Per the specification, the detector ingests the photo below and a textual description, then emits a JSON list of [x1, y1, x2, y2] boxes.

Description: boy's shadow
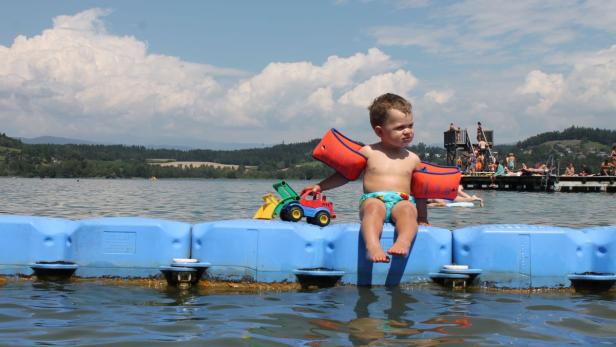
[[356, 228, 416, 286]]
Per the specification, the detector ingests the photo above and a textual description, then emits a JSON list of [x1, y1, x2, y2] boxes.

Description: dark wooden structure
[[444, 128, 494, 166]]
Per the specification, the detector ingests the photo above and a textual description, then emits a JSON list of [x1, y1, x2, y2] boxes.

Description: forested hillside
[[1, 126, 613, 179], [1, 133, 446, 179], [491, 126, 615, 173]]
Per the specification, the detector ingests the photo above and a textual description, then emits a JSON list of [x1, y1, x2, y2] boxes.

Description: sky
[[1, 0, 615, 148]]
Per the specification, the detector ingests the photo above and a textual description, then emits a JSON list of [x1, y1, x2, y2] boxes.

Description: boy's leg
[[388, 201, 418, 257], [457, 185, 472, 199], [359, 198, 389, 263]]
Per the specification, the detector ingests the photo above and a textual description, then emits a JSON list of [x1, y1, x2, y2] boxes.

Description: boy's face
[[375, 108, 414, 148]]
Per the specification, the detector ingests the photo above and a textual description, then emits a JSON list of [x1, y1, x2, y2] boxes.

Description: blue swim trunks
[[359, 191, 415, 223]]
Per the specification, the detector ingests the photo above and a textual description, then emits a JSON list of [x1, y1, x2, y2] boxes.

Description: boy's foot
[[387, 239, 411, 258], [366, 246, 390, 263], [472, 195, 484, 207]]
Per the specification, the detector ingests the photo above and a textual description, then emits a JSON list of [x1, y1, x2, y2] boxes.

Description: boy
[[305, 93, 425, 263]]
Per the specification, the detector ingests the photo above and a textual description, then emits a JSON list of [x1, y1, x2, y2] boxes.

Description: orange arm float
[[411, 162, 461, 200], [312, 129, 367, 181]]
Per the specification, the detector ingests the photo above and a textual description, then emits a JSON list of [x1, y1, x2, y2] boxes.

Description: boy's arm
[[306, 145, 370, 192], [305, 171, 349, 192], [318, 171, 349, 191]]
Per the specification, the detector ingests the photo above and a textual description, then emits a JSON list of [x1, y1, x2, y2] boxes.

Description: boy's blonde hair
[[368, 93, 412, 129]]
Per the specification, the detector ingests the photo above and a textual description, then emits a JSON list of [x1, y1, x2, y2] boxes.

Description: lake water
[[1, 177, 615, 346]]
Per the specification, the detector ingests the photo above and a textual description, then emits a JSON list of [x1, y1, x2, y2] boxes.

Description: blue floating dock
[[69, 217, 191, 277], [582, 225, 616, 274], [192, 219, 327, 283], [322, 224, 451, 286], [0, 215, 77, 275], [453, 224, 592, 288], [192, 220, 451, 286], [0, 214, 614, 290]]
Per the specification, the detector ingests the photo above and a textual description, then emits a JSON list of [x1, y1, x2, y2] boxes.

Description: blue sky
[[1, 0, 615, 148]]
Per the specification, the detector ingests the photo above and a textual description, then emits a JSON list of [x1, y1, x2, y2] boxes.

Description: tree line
[[2, 126, 613, 179], [1, 132, 446, 179]]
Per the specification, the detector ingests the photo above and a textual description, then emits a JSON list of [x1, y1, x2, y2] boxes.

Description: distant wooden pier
[[554, 176, 616, 193], [461, 175, 616, 193]]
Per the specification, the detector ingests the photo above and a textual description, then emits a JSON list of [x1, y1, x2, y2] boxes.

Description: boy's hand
[[302, 184, 321, 193]]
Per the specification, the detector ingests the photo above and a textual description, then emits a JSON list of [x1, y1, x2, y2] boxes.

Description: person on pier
[[564, 163, 576, 176], [506, 153, 516, 171]]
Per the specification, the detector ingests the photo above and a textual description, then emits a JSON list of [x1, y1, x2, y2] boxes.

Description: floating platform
[[462, 175, 616, 192], [0, 215, 614, 290], [555, 175, 616, 192]]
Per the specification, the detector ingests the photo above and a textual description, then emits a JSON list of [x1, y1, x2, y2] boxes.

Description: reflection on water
[[1, 178, 615, 345], [1, 282, 614, 346], [0, 177, 614, 228]]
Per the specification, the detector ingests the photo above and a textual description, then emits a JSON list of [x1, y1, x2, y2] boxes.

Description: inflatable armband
[[412, 162, 461, 200], [312, 129, 367, 181]]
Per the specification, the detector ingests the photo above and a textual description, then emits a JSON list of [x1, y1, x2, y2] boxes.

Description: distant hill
[[19, 135, 269, 150], [21, 136, 97, 145], [145, 142, 269, 151], [0, 132, 22, 148]]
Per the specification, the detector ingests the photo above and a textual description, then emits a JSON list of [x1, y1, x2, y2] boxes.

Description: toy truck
[[267, 181, 336, 227]]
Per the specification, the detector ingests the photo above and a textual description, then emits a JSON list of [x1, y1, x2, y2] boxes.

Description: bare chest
[[365, 153, 414, 177]]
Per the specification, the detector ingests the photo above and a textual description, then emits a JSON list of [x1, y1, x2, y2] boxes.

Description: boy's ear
[[374, 125, 383, 137]]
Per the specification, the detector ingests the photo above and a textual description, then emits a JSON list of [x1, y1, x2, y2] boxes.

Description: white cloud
[[566, 45, 616, 110], [517, 70, 564, 113], [576, 0, 616, 34], [518, 44, 616, 115], [0, 8, 240, 139], [391, 0, 432, 9], [0, 9, 419, 145], [424, 89, 454, 104], [371, 0, 616, 59], [307, 87, 334, 111], [53, 7, 111, 33], [338, 69, 418, 108], [218, 48, 400, 125], [370, 25, 456, 53]]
